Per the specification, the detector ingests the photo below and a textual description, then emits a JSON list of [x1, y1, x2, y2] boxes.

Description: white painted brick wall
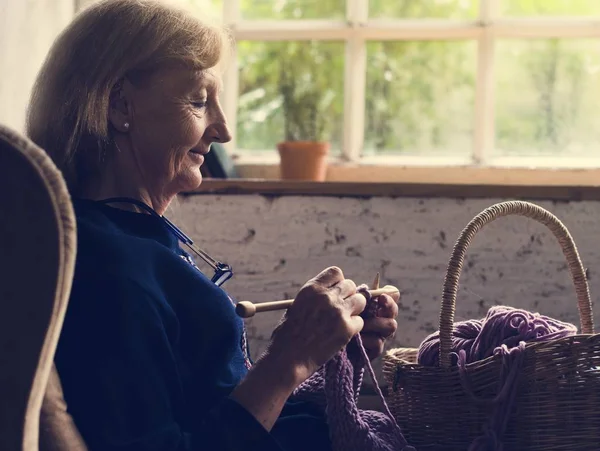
[[173, 195, 600, 385]]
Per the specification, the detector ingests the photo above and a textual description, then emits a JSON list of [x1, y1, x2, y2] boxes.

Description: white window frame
[[221, 0, 600, 172]]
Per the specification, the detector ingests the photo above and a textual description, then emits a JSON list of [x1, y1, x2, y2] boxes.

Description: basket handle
[[439, 201, 593, 368]]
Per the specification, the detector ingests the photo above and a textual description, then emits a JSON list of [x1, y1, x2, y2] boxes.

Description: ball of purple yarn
[[417, 305, 578, 366]]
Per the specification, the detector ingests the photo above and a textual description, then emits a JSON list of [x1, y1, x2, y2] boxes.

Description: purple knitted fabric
[[292, 285, 415, 451], [417, 305, 578, 451]]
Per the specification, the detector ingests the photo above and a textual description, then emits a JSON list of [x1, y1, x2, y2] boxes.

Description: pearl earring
[[123, 122, 130, 129]]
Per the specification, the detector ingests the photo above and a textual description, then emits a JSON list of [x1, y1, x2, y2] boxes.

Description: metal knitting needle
[[235, 285, 399, 318]]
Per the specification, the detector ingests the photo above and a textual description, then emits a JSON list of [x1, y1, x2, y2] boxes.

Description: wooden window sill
[[185, 179, 600, 201]]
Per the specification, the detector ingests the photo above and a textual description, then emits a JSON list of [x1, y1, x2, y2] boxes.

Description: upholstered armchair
[[0, 125, 87, 451]]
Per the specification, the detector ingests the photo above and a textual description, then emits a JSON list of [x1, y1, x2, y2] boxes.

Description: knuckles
[[326, 266, 344, 279], [299, 281, 327, 299], [344, 278, 357, 294]]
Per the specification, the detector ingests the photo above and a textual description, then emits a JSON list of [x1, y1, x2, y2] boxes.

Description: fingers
[[362, 317, 397, 338], [386, 287, 401, 304], [320, 270, 364, 315], [361, 333, 385, 360], [331, 278, 357, 299], [348, 315, 365, 336], [375, 294, 399, 319], [345, 292, 367, 316], [311, 266, 344, 287], [309, 269, 397, 325]]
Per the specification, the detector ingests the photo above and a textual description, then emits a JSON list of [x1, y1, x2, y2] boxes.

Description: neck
[[80, 173, 173, 216], [79, 140, 174, 215]]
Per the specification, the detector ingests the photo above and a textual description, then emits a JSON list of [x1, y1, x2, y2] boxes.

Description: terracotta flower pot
[[276, 141, 329, 181]]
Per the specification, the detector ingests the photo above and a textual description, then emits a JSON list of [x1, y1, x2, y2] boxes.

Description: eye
[[192, 101, 207, 109]]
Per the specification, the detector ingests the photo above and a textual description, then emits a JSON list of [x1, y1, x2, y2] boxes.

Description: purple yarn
[[418, 305, 577, 366], [324, 334, 414, 451], [292, 284, 415, 451], [417, 305, 578, 450]]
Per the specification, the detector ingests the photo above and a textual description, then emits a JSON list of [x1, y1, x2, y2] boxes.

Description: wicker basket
[[382, 201, 600, 451]]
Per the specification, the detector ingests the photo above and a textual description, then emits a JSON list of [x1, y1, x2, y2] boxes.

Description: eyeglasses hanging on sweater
[[96, 197, 233, 287]]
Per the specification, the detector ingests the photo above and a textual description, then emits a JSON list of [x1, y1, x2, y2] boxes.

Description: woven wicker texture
[[0, 124, 77, 451], [383, 201, 600, 450]]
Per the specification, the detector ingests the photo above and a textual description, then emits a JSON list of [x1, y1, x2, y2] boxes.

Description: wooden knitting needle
[[372, 272, 380, 290], [235, 285, 399, 318]]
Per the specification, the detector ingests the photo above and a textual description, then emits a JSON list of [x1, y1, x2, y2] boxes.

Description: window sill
[[228, 160, 600, 186], [188, 178, 600, 201], [187, 158, 600, 199]]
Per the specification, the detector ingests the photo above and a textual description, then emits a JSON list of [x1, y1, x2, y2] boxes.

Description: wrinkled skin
[[81, 64, 399, 431], [87, 63, 399, 358], [85, 64, 231, 214]]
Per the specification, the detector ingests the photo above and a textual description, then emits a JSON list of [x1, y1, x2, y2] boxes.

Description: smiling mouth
[[188, 151, 206, 165]]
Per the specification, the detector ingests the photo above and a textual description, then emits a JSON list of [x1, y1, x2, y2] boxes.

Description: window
[[194, 1, 600, 171]]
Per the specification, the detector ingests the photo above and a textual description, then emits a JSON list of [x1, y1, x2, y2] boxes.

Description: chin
[[174, 169, 203, 194]]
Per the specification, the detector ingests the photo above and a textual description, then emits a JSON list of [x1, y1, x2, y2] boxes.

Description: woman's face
[[110, 64, 231, 201]]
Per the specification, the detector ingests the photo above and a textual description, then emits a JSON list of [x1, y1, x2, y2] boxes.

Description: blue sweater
[[55, 200, 331, 451]]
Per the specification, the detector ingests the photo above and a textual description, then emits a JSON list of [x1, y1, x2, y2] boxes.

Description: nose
[[204, 121, 232, 144]]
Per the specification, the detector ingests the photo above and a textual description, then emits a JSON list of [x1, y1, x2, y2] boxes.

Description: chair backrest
[[0, 125, 78, 451]]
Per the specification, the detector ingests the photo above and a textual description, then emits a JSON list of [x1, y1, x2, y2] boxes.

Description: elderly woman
[[26, 1, 399, 450]]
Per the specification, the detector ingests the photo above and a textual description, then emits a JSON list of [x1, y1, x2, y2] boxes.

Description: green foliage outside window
[[197, 0, 600, 157]]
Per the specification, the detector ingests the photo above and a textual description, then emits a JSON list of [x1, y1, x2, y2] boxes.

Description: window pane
[[364, 41, 476, 157], [369, 0, 477, 19], [240, 0, 345, 20], [495, 39, 600, 157], [237, 41, 344, 153], [500, 0, 600, 16]]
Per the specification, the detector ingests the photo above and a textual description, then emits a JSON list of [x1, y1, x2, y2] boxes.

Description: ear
[[108, 79, 132, 133]]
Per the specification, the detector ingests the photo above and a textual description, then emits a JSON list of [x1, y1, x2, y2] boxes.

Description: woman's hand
[[266, 266, 367, 383], [360, 291, 399, 361], [231, 267, 366, 431]]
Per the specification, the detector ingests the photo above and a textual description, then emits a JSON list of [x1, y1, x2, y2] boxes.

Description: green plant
[[235, 0, 598, 156], [278, 42, 336, 142]]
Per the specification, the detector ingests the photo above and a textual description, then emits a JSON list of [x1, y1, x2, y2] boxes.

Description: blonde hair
[[26, 0, 231, 194]]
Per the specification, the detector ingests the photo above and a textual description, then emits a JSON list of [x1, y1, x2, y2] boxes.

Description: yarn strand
[[356, 333, 409, 445], [292, 284, 415, 451], [418, 305, 578, 450]]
